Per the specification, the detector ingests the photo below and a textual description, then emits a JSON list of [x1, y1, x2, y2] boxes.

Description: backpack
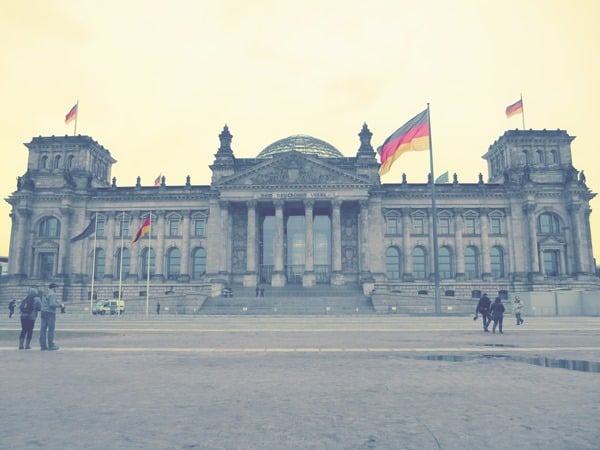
[[20, 295, 35, 314]]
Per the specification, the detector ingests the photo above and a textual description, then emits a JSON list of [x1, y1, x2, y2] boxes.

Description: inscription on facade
[[257, 192, 335, 199]]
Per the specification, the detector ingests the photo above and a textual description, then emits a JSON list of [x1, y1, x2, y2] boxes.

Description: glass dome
[[257, 135, 343, 158]]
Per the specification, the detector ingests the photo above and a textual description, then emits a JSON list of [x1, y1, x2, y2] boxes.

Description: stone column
[[402, 208, 412, 281], [180, 211, 191, 281], [359, 200, 371, 278], [331, 199, 343, 285], [219, 201, 230, 275], [154, 211, 165, 281], [244, 200, 258, 287], [480, 208, 492, 280], [525, 204, 541, 278], [568, 203, 584, 274], [99, 214, 115, 280], [302, 199, 316, 287], [10, 209, 30, 277], [129, 215, 140, 280], [428, 209, 435, 281], [454, 209, 464, 280], [59, 205, 72, 277], [272, 200, 286, 287]]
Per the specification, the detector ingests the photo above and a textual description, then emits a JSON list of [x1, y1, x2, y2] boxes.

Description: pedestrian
[[8, 298, 16, 318], [260, 288, 264, 298], [490, 297, 505, 334], [60, 303, 66, 314], [474, 293, 492, 332], [513, 296, 524, 325], [39, 283, 65, 351], [156, 302, 161, 315], [19, 288, 42, 349], [255, 287, 259, 297]]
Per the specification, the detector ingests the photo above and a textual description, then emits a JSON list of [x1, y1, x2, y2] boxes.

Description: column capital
[[246, 200, 257, 209], [359, 199, 369, 209], [402, 207, 412, 216], [219, 200, 229, 210], [332, 199, 342, 209], [523, 203, 537, 215], [303, 199, 314, 209], [274, 199, 285, 209], [479, 207, 490, 216], [567, 203, 582, 214]]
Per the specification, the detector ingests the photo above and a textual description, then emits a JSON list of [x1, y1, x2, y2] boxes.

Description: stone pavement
[[1, 315, 599, 450]]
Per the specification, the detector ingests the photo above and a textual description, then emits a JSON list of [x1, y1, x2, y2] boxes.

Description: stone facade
[[3, 126, 599, 307]]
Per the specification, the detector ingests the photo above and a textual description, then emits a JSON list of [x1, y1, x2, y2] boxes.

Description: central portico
[[211, 131, 378, 288]]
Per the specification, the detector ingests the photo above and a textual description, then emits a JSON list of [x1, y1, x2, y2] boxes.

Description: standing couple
[[18, 282, 65, 351]]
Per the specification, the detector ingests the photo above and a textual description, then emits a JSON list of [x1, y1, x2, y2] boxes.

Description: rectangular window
[[438, 218, 450, 235], [412, 218, 424, 234], [195, 218, 206, 237], [119, 218, 130, 238], [543, 250, 560, 277], [464, 218, 476, 234], [96, 219, 105, 238], [386, 217, 398, 235], [490, 217, 501, 234], [169, 219, 179, 237]]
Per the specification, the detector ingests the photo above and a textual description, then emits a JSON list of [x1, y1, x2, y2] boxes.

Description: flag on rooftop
[[435, 171, 449, 183], [505, 99, 523, 118], [154, 174, 161, 186], [377, 109, 430, 176], [65, 103, 78, 124]]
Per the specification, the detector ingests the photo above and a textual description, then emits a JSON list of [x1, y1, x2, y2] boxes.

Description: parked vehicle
[[92, 299, 125, 315]]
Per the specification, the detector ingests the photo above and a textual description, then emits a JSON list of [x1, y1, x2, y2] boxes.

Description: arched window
[[67, 155, 75, 169], [548, 150, 557, 164], [141, 247, 156, 278], [39, 217, 60, 237], [167, 248, 181, 280], [192, 248, 207, 280], [464, 246, 479, 279], [54, 155, 61, 169], [40, 155, 48, 169], [538, 213, 560, 234], [535, 149, 544, 165], [490, 246, 505, 278], [438, 246, 453, 279], [94, 248, 105, 280], [412, 246, 427, 279], [116, 247, 130, 278], [385, 247, 401, 280]]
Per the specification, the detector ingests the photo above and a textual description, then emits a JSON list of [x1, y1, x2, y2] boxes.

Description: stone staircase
[[199, 284, 375, 315]]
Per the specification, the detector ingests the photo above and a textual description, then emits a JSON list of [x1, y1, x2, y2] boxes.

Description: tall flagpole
[[118, 212, 125, 310], [520, 94, 525, 130], [89, 213, 98, 315], [145, 213, 152, 316], [427, 104, 442, 315]]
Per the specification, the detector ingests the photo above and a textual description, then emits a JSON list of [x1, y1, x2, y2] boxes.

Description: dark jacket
[[490, 299, 505, 319], [476, 295, 491, 314]]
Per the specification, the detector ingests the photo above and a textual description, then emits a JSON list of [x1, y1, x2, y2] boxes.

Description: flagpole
[[73, 100, 79, 136], [427, 104, 442, 315], [520, 94, 525, 130], [145, 213, 152, 316], [118, 212, 125, 310], [89, 213, 98, 315]]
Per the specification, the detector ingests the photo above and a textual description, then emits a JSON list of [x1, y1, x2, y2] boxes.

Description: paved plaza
[[1, 314, 599, 450]]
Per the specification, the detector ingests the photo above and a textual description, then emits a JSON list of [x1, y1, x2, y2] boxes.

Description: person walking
[[156, 302, 161, 315], [513, 296, 524, 325], [19, 288, 42, 349], [490, 297, 506, 334], [8, 298, 16, 318], [474, 293, 492, 332], [39, 283, 64, 351]]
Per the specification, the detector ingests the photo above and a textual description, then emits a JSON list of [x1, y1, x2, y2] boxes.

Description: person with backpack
[[19, 288, 42, 350], [39, 283, 64, 351], [474, 293, 492, 332]]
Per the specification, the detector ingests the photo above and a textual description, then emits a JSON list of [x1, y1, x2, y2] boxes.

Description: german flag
[[505, 99, 523, 118], [132, 217, 151, 243], [377, 109, 430, 176], [65, 103, 78, 124]]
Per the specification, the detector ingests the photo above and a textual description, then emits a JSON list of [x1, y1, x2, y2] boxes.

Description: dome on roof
[[257, 135, 343, 158]]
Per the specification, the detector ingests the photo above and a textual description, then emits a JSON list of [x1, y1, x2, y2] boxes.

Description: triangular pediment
[[215, 151, 371, 189]]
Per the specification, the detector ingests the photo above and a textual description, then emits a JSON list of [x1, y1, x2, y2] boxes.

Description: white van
[[92, 299, 125, 315]]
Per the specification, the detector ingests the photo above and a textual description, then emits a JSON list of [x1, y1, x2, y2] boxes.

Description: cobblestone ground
[[1, 315, 599, 450]]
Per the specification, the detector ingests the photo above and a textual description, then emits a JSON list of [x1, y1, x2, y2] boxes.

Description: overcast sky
[[1, 0, 599, 260]]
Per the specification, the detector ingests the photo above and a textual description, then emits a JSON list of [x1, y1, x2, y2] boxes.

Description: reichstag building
[[3, 124, 599, 307]]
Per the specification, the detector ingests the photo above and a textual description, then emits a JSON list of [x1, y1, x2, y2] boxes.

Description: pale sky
[[1, 0, 599, 261]]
